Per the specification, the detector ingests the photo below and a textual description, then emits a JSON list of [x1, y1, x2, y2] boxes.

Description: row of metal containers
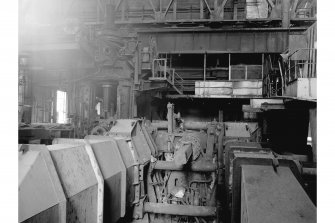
[[19, 119, 151, 223]]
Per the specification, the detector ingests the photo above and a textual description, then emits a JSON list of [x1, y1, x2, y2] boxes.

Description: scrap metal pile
[[19, 103, 315, 223]]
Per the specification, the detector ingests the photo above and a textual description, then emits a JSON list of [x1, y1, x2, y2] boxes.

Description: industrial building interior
[[18, 0, 317, 223]]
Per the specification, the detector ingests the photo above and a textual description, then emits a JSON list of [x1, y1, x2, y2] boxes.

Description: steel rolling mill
[[19, 0, 317, 222]]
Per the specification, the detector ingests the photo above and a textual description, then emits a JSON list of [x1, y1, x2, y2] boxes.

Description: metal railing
[[151, 58, 184, 94], [285, 48, 317, 83], [152, 58, 168, 79], [172, 70, 184, 93], [113, 0, 286, 22], [295, 7, 316, 18]]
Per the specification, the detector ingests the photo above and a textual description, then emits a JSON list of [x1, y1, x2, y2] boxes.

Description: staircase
[[149, 58, 184, 95]]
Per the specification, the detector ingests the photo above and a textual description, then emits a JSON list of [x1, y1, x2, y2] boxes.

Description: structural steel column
[[200, 0, 204, 19], [204, 53, 207, 81], [173, 0, 177, 20], [309, 108, 317, 162], [282, 0, 290, 28], [233, 0, 238, 20], [167, 103, 174, 133], [121, 0, 126, 21]]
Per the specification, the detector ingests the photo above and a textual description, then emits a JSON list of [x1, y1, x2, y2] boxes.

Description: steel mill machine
[[19, 103, 315, 223]]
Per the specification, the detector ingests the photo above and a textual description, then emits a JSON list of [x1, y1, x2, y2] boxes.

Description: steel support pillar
[[282, 0, 290, 28], [102, 83, 116, 118], [309, 108, 317, 162], [167, 103, 174, 133]]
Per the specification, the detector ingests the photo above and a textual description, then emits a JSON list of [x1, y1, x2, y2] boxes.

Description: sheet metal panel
[[108, 120, 152, 164], [240, 33, 255, 52], [140, 31, 289, 53], [48, 143, 98, 197], [53, 138, 127, 222], [254, 33, 267, 51], [19, 144, 66, 223], [209, 33, 227, 50], [109, 119, 136, 137], [48, 142, 103, 223], [131, 121, 152, 164], [284, 78, 316, 100], [241, 165, 316, 223], [85, 135, 140, 206], [224, 122, 259, 138], [230, 153, 308, 223], [90, 140, 127, 223], [227, 33, 241, 52]]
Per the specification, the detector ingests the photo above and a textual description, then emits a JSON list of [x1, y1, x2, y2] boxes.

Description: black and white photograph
[[2, 0, 334, 222]]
